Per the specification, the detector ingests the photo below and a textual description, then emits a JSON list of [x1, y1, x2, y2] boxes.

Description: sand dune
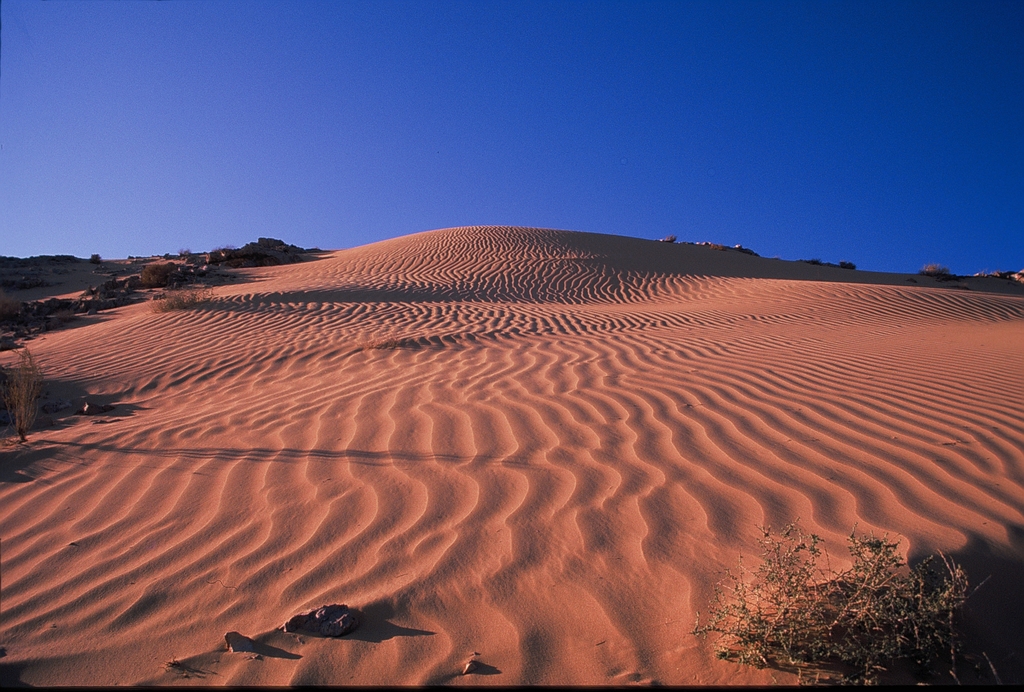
[[2, 226, 1022, 685]]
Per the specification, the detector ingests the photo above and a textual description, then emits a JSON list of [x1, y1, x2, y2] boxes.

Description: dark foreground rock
[[282, 604, 358, 637], [76, 402, 116, 415]]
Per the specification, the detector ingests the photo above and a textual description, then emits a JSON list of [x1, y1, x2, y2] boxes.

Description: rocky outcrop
[[206, 238, 313, 268]]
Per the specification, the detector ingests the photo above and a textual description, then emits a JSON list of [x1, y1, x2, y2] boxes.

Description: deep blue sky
[[1, 0, 1021, 274]]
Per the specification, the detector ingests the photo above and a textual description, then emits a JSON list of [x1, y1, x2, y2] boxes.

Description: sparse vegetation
[[89, 253, 102, 264], [659, 235, 677, 243], [152, 287, 213, 312], [0, 290, 21, 320], [839, 261, 856, 270], [693, 523, 969, 685], [140, 262, 178, 288], [2, 348, 43, 441], [919, 263, 951, 277]]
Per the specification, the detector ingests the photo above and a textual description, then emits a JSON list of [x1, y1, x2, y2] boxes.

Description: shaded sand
[[2, 226, 1022, 685]]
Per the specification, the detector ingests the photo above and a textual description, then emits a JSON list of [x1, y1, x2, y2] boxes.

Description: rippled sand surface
[[2, 226, 1023, 685]]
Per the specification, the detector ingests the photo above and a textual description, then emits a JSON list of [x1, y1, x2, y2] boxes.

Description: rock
[[77, 401, 116, 415], [41, 399, 72, 414], [282, 604, 358, 637], [224, 631, 256, 653]]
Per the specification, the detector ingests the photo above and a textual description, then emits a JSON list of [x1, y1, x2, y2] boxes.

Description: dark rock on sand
[[282, 604, 358, 637]]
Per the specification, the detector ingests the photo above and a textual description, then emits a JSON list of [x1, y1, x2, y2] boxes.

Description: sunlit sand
[[2, 226, 1022, 685]]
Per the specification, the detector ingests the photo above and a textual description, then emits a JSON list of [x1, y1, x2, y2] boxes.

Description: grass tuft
[[152, 288, 213, 313], [693, 523, 969, 684]]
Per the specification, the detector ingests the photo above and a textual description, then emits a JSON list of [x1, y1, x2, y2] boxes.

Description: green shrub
[[693, 523, 968, 684], [140, 262, 177, 287], [2, 348, 43, 441]]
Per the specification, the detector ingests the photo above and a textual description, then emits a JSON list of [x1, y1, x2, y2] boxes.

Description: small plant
[[140, 262, 178, 288], [802, 258, 824, 266], [839, 261, 856, 270], [693, 523, 969, 684], [89, 253, 102, 264], [2, 348, 43, 441], [659, 235, 677, 243], [0, 290, 21, 320], [51, 308, 77, 324], [152, 287, 213, 312], [919, 263, 951, 277]]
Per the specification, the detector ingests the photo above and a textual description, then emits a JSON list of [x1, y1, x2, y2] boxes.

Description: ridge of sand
[[2, 226, 1022, 685]]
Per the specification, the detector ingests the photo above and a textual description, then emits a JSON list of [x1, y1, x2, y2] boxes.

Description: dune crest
[[2, 226, 1022, 685]]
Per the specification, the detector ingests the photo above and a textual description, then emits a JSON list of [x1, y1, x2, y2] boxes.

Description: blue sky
[[1, 0, 1021, 274]]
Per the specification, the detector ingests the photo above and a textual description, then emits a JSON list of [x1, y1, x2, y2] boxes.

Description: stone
[[282, 603, 358, 637], [224, 631, 256, 653], [41, 399, 72, 414], [77, 401, 116, 415]]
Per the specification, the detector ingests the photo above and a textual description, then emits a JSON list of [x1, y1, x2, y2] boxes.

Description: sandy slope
[[1, 226, 1022, 686]]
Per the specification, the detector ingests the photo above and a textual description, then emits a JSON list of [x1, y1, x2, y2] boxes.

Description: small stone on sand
[[224, 631, 256, 653]]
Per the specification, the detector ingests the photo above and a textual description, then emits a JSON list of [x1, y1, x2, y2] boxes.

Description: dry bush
[[0, 290, 21, 320], [89, 253, 102, 264], [141, 262, 178, 288], [152, 287, 213, 313], [693, 523, 969, 684], [839, 261, 856, 270], [52, 308, 77, 324], [2, 348, 43, 441], [919, 263, 951, 277]]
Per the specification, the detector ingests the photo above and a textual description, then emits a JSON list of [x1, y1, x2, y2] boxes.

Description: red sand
[[2, 226, 1022, 685]]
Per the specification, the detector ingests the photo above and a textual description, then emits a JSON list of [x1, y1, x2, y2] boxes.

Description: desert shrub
[[693, 523, 968, 684], [801, 258, 824, 266], [839, 261, 856, 270], [0, 291, 21, 320], [89, 253, 102, 264], [2, 348, 43, 441], [140, 262, 177, 288], [52, 308, 77, 324], [920, 264, 951, 277], [660, 235, 678, 243], [152, 287, 212, 313]]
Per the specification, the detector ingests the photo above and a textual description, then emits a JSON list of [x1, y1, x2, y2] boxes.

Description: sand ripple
[[2, 226, 1022, 685]]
